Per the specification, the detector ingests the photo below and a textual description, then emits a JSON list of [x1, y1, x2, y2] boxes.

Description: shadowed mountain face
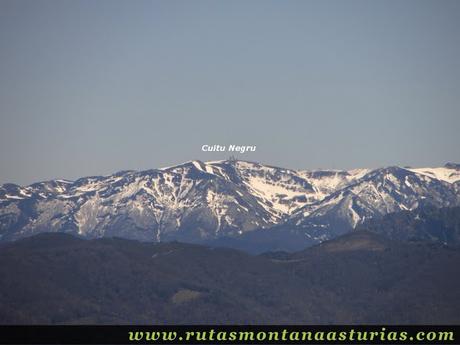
[[1, 161, 459, 248], [201, 206, 460, 254], [0, 231, 459, 325], [357, 206, 460, 245]]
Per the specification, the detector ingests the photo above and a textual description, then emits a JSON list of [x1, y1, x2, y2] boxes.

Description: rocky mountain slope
[[358, 205, 460, 245], [1, 160, 459, 245]]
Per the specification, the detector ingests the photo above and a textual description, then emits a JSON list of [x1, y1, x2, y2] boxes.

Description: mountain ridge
[[1, 160, 459, 245]]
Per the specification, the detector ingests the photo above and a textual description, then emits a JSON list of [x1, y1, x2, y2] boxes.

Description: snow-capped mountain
[[1, 160, 459, 244], [285, 166, 460, 242]]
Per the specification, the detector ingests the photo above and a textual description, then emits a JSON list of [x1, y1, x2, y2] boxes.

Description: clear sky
[[1, 0, 459, 185]]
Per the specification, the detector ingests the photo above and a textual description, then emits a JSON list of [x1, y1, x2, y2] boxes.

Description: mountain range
[[1, 160, 459, 251]]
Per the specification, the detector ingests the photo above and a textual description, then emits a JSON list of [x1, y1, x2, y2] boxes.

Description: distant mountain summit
[[445, 162, 460, 169], [1, 160, 459, 246]]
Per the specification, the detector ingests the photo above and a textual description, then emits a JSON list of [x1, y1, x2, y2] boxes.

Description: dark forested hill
[[269, 231, 460, 324], [0, 233, 332, 324], [0, 231, 459, 324]]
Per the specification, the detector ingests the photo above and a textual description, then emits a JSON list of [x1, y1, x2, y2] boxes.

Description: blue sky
[[1, 0, 459, 184]]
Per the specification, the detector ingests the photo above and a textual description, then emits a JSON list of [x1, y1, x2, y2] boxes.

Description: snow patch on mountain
[[408, 167, 460, 184]]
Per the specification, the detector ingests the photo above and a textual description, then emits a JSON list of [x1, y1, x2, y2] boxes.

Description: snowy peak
[[287, 165, 460, 242], [298, 168, 371, 201], [1, 160, 459, 244], [407, 164, 460, 184]]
